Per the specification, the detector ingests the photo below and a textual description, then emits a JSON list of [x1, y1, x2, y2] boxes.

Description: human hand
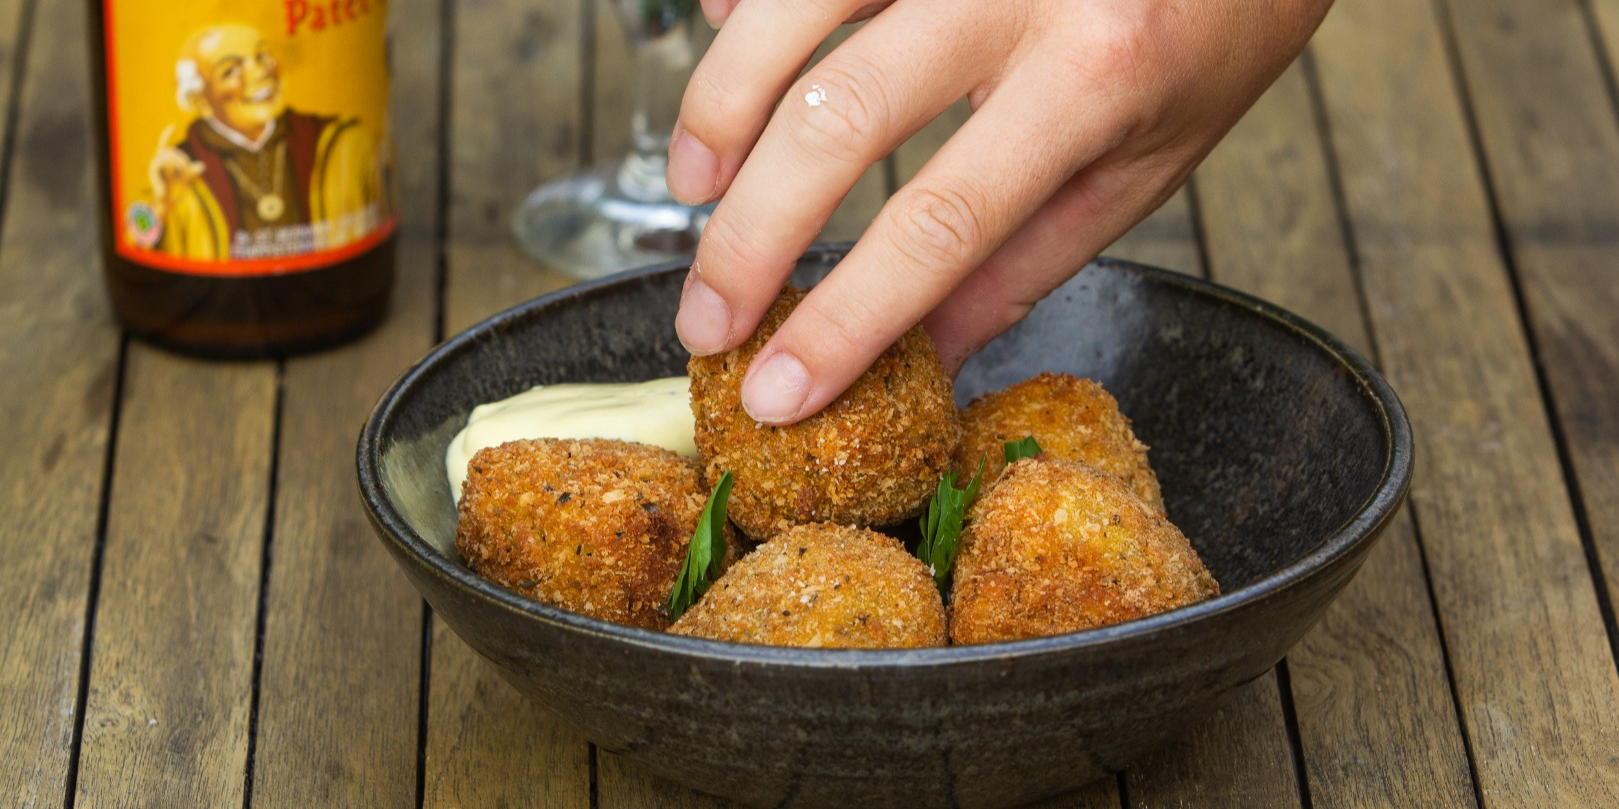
[[149, 124, 205, 220], [668, 0, 1332, 424]]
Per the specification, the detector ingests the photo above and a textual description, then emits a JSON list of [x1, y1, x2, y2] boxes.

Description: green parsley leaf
[[667, 471, 732, 621], [916, 457, 986, 594], [1004, 435, 1043, 465]]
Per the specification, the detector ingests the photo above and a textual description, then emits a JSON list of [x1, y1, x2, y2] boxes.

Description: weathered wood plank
[[245, 1, 444, 804], [426, 0, 594, 805], [1312, 0, 1619, 803], [441, 0, 580, 335], [1124, 674, 1297, 809], [1195, 58, 1476, 809], [422, 621, 592, 808], [74, 348, 274, 809], [1443, 0, 1619, 706], [0, 0, 118, 802]]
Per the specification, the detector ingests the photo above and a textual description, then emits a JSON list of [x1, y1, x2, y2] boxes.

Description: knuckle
[[785, 58, 889, 166], [794, 293, 881, 362], [886, 185, 987, 273], [681, 65, 748, 143], [695, 207, 770, 284]]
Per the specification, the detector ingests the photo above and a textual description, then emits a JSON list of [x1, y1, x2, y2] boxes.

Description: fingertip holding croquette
[[670, 523, 947, 649], [955, 372, 1165, 514], [689, 287, 961, 540], [454, 438, 736, 631], [948, 458, 1218, 645]]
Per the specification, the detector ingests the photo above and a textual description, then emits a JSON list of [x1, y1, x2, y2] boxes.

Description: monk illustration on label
[[145, 23, 386, 261]]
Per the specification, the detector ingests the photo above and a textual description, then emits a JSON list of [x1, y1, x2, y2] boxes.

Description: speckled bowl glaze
[[358, 246, 1411, 809]]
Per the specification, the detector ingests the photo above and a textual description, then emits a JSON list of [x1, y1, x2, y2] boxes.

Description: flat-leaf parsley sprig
[[1004, 435, 1043, 464], [916, 459, 985, 594], [916, 436, 1046, 594], [667, 471, 732, 621]]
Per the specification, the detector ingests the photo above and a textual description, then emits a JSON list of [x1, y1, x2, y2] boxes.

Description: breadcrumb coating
[[689, 287, 960, 539], [670, 523, 946, 649], [454, 438, 734, 630], [955, 372, 1165, 514], [949, 458, 1218, 645]]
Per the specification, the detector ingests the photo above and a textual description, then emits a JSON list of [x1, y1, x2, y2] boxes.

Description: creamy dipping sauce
[[445, 377, 696, 502]]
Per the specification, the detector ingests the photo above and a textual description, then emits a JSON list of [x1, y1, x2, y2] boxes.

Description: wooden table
[[6, 0, 1619, 805]]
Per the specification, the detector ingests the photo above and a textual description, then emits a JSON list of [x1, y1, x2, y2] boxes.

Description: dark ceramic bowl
[[358, 246, 1411, 809]]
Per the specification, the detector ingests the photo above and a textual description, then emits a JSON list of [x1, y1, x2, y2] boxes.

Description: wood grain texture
[[74, 346, 275, 809], [0, 0, 118, 803], [1314, 0, 1619, 803], [427, 0, 593, 806], [1125, 674, 1297, 808], [422, 623, 591, 809], [1195, 58, 1476, 809], [1442, 0, 1619, 698], [246, 0, 444, 804], [441, 0, 580, 335]]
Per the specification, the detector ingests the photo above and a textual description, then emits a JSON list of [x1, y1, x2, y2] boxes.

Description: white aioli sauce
[[445, 376, 697, 502]]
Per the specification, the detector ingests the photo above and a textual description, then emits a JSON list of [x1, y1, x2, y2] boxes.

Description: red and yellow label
[[103, 1, 396, 276]]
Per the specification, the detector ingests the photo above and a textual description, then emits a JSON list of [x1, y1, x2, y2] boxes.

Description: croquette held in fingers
[[949, 458, 1218, 645], [454, 438, 734, 631], [689, 287, 961, 539], [670, 524, 947, 649], [956, 372, 1165, 514]]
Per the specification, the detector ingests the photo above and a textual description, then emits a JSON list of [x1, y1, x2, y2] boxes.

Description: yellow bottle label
[[102, 1, 396, 275]]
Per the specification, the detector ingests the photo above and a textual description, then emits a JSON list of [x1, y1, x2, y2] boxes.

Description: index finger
[[157, 123, 176, 152], [673, 0, 993, 357], [738, 68, 1112, 424]]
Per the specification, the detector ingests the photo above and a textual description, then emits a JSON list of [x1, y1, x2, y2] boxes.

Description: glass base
[[512, 160, 713, 280]]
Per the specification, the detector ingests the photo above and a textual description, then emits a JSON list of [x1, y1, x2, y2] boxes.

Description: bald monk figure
[[147, 24, 385, 260]]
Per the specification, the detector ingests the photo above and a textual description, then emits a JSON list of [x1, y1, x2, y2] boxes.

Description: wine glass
[[512, 0, 715, 279]]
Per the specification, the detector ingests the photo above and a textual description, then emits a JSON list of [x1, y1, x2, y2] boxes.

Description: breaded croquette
[[689, 287, 960, 539], [949, 458, 1218, 644], [454, 438, 734, 630], [670, 523, 946, 649], [955, 372, 1165, 514]]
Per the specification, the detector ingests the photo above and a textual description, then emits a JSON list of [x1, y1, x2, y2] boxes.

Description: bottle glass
[[87, 0, 397, 358]]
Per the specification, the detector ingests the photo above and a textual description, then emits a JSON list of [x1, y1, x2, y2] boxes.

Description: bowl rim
[[357, 246, 1413, 670]]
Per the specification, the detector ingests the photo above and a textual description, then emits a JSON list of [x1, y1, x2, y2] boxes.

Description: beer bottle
[[87, 1, 397, 358]]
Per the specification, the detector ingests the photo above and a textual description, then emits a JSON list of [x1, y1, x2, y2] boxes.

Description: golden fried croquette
[[689, 287, 960, 539], [949, 458, 1218, 644], [454, 438, 734, 631], [956, 372, 1165, 514], [670, 523, 946, 649]]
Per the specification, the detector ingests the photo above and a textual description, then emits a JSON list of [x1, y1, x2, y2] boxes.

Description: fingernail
[[668, 128, 719, 205], [743, 351, 811, 424], [676, 275, 731, 355], [701, 0, 735, 27]]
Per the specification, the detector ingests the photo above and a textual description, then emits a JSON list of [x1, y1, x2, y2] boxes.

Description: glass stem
[[617, 12, 706, 202]]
